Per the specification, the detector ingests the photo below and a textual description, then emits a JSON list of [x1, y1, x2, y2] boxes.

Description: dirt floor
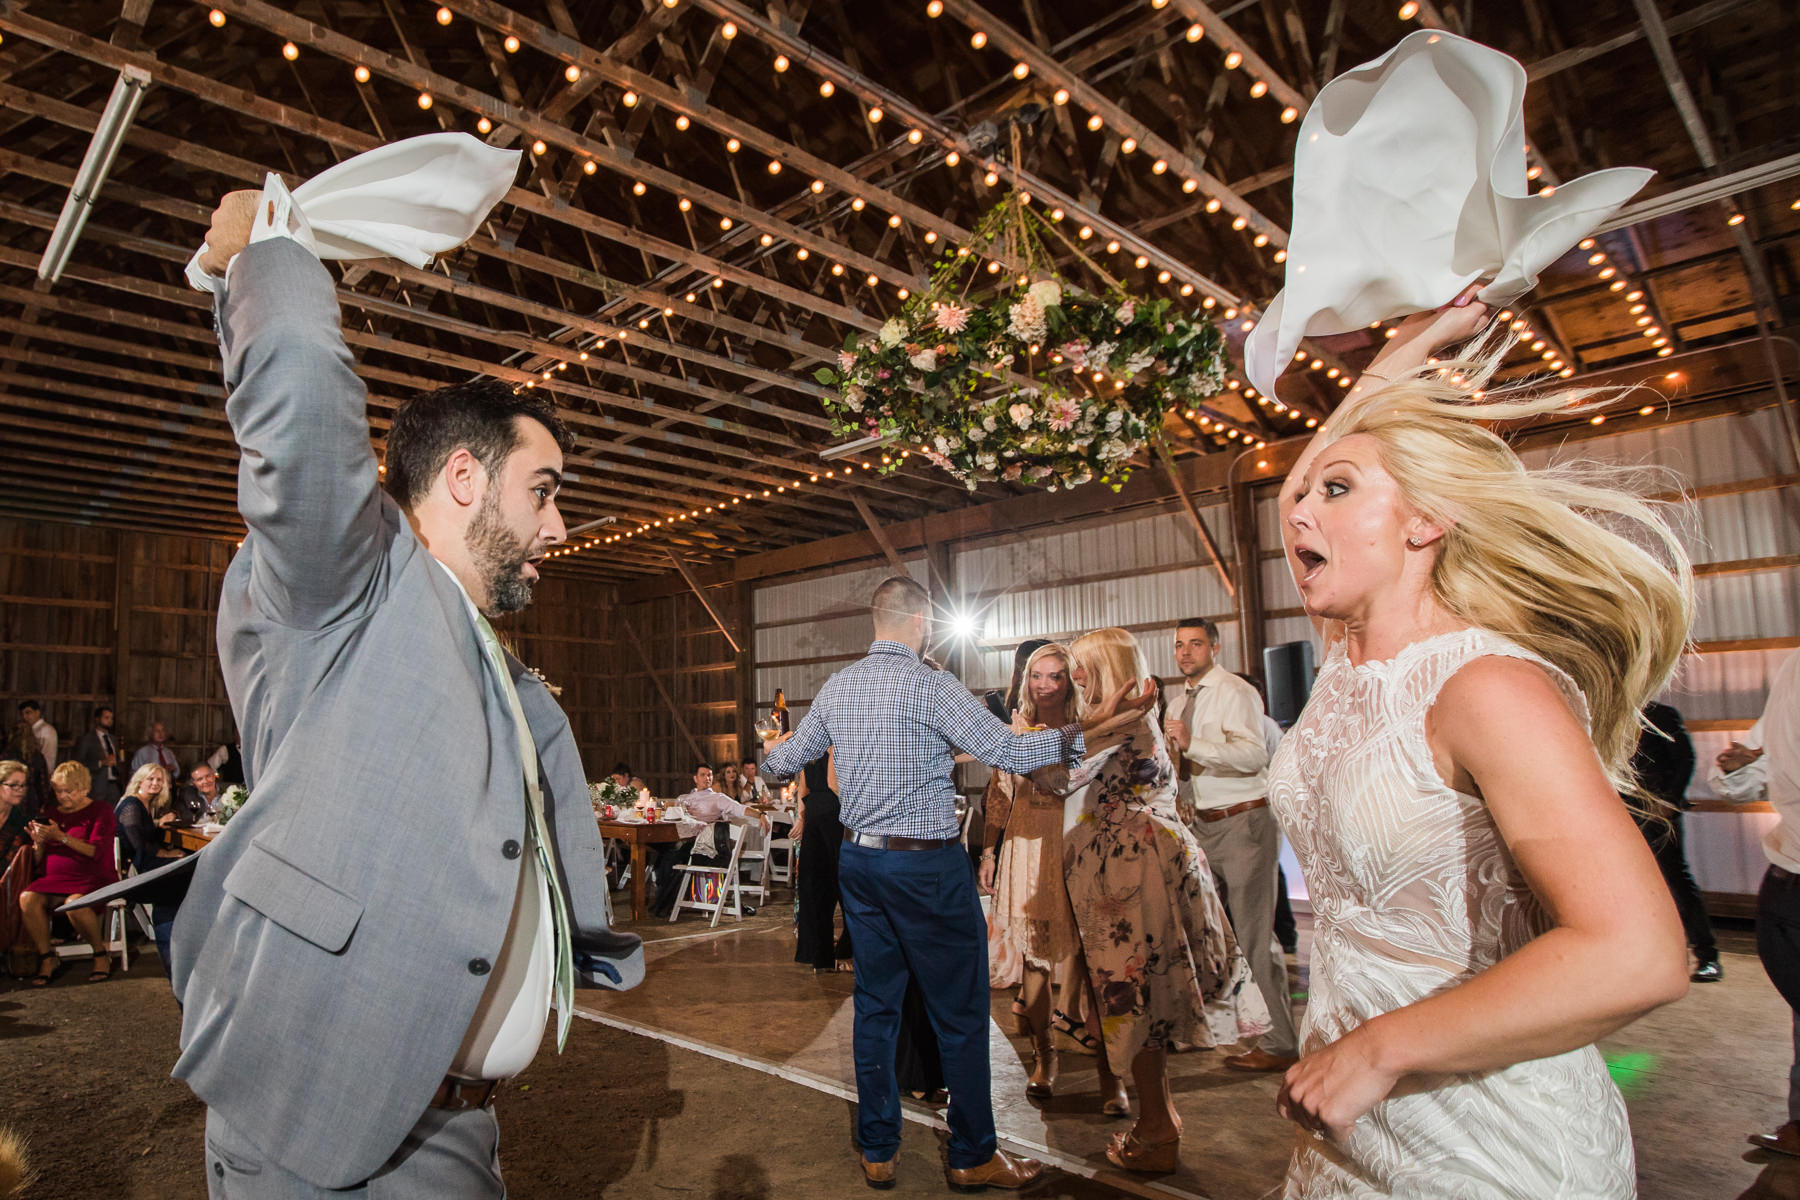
[[6, 913, 1800, 1200], [0, 947, 1122, 1200]]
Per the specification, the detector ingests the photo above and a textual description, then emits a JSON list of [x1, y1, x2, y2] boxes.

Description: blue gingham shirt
[[763, 640, 1085, 839]]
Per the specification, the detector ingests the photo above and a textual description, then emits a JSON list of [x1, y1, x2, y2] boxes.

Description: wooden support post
[[666, 549, 740, 654], [1228, 467, 1266, 680], [112, 531, 132, 733], [621, 613, 709, 766], [1154, 441, 1237, 600], [734, 579, 756, 764]]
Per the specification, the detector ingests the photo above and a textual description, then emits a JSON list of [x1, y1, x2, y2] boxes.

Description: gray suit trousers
[[205, 1107, 502, 1199], [1192, 803, 1298, 1056]]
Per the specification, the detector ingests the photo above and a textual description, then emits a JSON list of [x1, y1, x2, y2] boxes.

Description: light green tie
[[474, 613, 575, 1053]]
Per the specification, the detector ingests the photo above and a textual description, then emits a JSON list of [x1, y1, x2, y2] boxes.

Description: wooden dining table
[[165, 825, 217, 854], [596, 817, 686, 923]]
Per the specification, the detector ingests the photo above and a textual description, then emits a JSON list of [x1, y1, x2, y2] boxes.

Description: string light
[[417, 92, 433, 110], [622, 90, 638, 107], [1224, 51, 1243, 69], [354, 65, 370, 83], [564, 65, 581, 83], [774, 54, 789, 72], [677, 197, 692, 211], [1053, 88, 1070, 105], [721, 21, 737, 38], [1012, 62, 1030, 80], [504, 35, 520, 53], [208, 8, 225, 26], [819, 79, 835, 97], [582, 159, 597, 175], [633, 180, 647, 195], [531, 139, 547, 155], [1186, 23, 1204, 42], [927, 0, 944, 14], [675, 115, 690, 131], [970, 31, 988, 49], [282, 41, 299, 61], [477, 117, 492, 134], [867, 106, 884, 123], [1250, 80, 1268, 98], [1086, 114, 1103, 132]]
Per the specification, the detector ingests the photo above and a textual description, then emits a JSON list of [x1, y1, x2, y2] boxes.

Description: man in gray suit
[[152, 187, 644, 1196], [72, 705, 122, 805]]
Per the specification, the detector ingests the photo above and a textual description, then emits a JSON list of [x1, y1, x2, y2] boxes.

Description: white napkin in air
[[1243, 30, 1652, 399], [186, 132, 520, 292]]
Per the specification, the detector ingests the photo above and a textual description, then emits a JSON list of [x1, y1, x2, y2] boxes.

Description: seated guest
[[178, 762, 223, 825], [2, 759, 33, 976], [115, 763, 187, 967], [608, 762, 632, 787], [20, 762, 119, 985], [739, 757, 772, 805], [131, 719, 181, 783], [651, 765, 766, 918], [116, 765, 187, 874], [718, 762, 743, 806]]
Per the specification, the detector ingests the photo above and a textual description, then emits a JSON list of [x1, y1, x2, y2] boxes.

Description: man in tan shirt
[[1163, 617, 1298, 1071]]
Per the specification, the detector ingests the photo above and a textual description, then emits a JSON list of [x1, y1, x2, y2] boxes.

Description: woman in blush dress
[[1268, 292, 1694, 1198], [1063, 627, 1272, 1172], [979, 643, 1086, 1100]]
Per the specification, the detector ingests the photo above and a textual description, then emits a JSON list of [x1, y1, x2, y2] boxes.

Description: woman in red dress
[[20, 761, 118, 985]]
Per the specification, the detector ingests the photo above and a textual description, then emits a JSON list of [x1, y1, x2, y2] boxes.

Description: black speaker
[[1263, 640, 1316, 727]]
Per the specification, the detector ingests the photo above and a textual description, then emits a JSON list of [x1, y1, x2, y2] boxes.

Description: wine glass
[[755, 714, 781, 744]]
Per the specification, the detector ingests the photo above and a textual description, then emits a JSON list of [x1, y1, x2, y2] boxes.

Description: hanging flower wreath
[[814, 195, 1228, 491]]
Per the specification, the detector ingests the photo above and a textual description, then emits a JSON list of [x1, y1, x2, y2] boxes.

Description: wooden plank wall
[[0, 516, 708, 789]]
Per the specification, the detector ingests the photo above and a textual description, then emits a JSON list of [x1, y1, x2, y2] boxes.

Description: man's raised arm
[[207, 186, 384, 630]]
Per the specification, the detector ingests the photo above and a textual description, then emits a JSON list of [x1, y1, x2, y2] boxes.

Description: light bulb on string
[[354, 65, 370, 83]]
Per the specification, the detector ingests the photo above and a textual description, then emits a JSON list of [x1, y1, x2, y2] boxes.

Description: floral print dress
[[1064, 721, 1272, 1075]]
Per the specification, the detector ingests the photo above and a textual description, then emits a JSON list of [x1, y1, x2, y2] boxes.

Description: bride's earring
[[1406, 536, 1423, 548]]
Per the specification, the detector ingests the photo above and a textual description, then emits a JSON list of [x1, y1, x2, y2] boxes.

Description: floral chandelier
[[816, 190, 1228, 492]]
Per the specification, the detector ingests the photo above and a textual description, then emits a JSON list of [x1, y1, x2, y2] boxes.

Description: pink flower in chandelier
[[1047, 398, 1081, 431], [934, 302, 970, 334]]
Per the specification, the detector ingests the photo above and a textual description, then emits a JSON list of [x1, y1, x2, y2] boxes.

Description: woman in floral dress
[[1064, 627, 1271, 1172]]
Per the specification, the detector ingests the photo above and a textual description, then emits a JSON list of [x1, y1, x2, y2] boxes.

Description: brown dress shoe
[[1224, 1048, 1299, 1073], [946, 1149, 1044, 1192], [859, 1154, 897, 1189], [1751, 1121, 1800, 1157]]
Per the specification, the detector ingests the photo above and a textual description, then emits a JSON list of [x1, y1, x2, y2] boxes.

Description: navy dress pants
[[837, 841, 994, 1169]]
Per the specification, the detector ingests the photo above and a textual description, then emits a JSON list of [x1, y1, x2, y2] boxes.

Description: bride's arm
[[1277, 656, 1688, 1140]]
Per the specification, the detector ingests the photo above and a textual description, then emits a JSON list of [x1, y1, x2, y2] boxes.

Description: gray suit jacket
[[169, 238, 642, 1188]]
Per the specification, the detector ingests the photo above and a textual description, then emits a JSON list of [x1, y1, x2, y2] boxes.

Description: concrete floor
[[589, 902, 1800, 1200]]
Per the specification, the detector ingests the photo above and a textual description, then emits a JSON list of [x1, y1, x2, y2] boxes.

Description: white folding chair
[[59, 841, 134, 971], [668, 822, 750, 928], [736, 819, 771, 905], [765, 814, 796, 887]]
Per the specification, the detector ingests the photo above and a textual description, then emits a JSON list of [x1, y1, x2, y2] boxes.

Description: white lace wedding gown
[[1268, 628, 1635, 1199]]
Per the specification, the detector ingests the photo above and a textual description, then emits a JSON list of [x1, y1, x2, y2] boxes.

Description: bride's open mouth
[[1295, 548, 1327, 584]]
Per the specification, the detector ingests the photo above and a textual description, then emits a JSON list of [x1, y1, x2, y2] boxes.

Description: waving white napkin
[[186, 132, 520, 292], [1244, 30, 1652, 399]]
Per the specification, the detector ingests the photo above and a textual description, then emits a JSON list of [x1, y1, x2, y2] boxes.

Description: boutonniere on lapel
[[526, 666, 562, 697]]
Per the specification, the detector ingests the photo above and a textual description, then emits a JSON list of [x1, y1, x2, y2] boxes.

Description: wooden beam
[[620, 613, 710, 764], [849, 490, 909, 575], [1155, 441, 1236, 598], [666, 549, 742, 654]]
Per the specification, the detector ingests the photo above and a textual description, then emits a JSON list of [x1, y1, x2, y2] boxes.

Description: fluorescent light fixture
[[38, 66, 153, 285], [819, 432, 896, 460]]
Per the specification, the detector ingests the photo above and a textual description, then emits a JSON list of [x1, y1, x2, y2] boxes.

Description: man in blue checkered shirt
[[764, 575, 1149, 1191]]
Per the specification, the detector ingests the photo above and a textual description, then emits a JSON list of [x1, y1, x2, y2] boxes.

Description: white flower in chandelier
[[981, 414, 998, 432], [879, 318, 907, 348], [1027, 279, 1062, 309], [968, 426, 987, 443], [909, 348, 938, 371], [1091, 340, 1116, 365], [1114, 300, 1136, 323], [1008, 401, 1034, 428], [976, 451, 998, 470], [1123, 349, 1157, 378], [1007, 294, 1047, 344], [1105, 409, 1125, 431], [934, 302, 970, 334], [844, 384, 866, 412]]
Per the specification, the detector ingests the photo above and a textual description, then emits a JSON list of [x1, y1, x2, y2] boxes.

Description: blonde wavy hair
[[1314, 332, 1695, 789], [50, 761, 91, 796], [1068, 628, 1160, 730], [1016, 642, 1076, 728], [124, 761, 174, 819]]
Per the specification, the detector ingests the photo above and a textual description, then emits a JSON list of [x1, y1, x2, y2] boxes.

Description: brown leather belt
[[1196, 797, 1270, 823], [429, 1076, 500, 1111], [843, 829, 957, 851]]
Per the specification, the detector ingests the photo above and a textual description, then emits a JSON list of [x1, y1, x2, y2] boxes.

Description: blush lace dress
[[1267, 628, 1635, 1199]]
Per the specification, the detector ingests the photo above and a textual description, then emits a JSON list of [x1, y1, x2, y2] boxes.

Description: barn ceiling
[[0, 0, 1795, 581]]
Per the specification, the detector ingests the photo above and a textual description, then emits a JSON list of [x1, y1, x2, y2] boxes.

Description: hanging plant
[[813, 193, 1228, 492]]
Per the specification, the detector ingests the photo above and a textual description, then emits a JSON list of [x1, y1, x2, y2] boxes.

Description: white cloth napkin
[[186, 132, 520, 292], [1243, 30, 1652, 399]]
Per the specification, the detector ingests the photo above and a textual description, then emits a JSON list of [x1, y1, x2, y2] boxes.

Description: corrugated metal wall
[[744, 402, 1793, 901]]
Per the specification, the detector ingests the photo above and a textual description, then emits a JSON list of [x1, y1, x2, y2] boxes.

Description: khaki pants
[[1191, 803, 1298, 1056]]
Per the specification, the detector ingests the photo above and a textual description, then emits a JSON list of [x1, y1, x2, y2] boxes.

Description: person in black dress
[[794, 753, 853, 971], [1632, 701, 1720, 981]]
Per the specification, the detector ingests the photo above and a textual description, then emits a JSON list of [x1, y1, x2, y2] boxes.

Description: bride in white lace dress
[[1266, 293, 1696, 1199]]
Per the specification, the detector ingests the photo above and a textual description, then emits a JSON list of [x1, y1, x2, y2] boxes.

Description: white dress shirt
[[430, 559, 554, 1082], [30, 718, 56, 772], [1173, 668, 1272, 812], [1707, 650, 1800, 874]]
